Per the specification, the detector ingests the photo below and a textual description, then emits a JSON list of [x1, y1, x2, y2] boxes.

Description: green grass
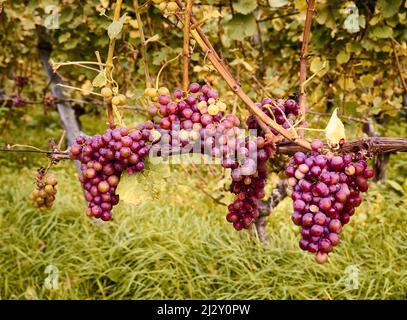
[[0, 161, 406, 300], [0, 110, 406, 299]]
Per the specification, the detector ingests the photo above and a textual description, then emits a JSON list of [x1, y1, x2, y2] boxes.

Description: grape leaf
[[360, 74, 374, 87], [225, 14, 256, 41], [92, 70, 106, 87], [376, 0, 403, 18], [336, 50, 350, 64], [107, 13, 127, 39], [230, 58, 254, 72], [233, 0, 257, 15], [268, 0, 288, 8], [325, 108, 346, 147], [371, 25, 393, 39]]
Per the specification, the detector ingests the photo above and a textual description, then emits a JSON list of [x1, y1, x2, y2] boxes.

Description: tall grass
[[0, 161, 406, 300]]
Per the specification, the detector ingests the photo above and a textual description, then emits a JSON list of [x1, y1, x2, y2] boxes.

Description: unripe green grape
[[101, 87, 113, 98], [158, 2, 167, 11], [167, 2, 178, 12], [157, 87, 170, 96]]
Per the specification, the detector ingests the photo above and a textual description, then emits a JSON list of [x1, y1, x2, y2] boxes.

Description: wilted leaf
[[92, 70, 106, 87], [233, 0, 257, 15], [325, 108, 346, 147], [107, 13, 127, 39], [268, 0, 288, 8]]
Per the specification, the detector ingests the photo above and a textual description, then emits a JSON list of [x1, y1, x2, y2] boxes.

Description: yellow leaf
[[92, 70, 106, 88], [325, 108, 346, 147], [81, 80, 93, 96], [129, 19, 139, 29]]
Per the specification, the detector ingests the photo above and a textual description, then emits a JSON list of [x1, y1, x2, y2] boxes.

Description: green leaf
[[387, 180, 404, 193], [107, 13, 127, 39], [232, 0, 258, 15], [336, 50, 350, 64], [58, 33, 71, 43], [225, 14, 256, 41], [268, 0, 288, 8], [92, 70, 106, 87], [371, 25, 393, 39], [376, 0, 403, 18]]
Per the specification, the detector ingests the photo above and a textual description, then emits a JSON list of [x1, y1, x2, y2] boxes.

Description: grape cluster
[[151, 82, 226, 141], [69, 125, 155, 221], [30, 172, 57, 210], [285, 140, 374, 263], [150, 82, 271, 230], [226, 136, 273, 230], [246, 98, 299, 135]]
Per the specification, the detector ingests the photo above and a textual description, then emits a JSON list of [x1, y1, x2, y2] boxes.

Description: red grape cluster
[[246, 97, 299, 135], [151, 82, 224, 132], [150, 83, 274, 230], [226, 136, 273, 230], [285, 140, 374, 263], [69, 125, 154, 221]]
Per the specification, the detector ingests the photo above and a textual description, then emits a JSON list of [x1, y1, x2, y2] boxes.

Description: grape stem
[[105, 0, 123, 129], [277, 137, 407, 155], [133, 0, 152, 87], [0, 148, 70, 159], [298, 0, 315, 139], [391, 37, 407, 92], [182, 0, 193, 92]]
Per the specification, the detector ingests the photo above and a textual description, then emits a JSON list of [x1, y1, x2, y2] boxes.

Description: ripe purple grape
[[284, 143, 373, 263]]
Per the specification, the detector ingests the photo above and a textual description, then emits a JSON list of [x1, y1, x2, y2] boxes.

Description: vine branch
[[182, 0, 193, 92], [133, 0, 152, 87], [298, 0, 315, 138], [391, 37, 407, 92], [105, 0, 123, 129]]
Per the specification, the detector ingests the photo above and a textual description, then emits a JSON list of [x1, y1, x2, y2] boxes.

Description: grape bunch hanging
[[30, 171, 58, 210], [285, 140, 374, 263]]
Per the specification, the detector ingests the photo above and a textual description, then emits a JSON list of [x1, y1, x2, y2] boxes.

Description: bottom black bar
[[0, 300, 405, 319]]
